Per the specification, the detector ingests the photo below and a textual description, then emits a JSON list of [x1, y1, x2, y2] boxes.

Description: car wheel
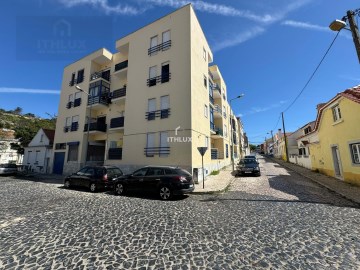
[[115, 183, 125, 195], [64, 180, 71, 188], [159, 186, 172, 200], [89, 183, 97, 192]]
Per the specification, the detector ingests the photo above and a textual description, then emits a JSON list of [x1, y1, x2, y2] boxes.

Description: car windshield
[[240, 159, 257, 164]]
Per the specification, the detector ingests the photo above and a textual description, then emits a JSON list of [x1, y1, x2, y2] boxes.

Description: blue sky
[[1, 0, 359, 145]]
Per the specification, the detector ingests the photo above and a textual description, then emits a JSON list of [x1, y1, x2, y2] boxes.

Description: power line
[[273, 113, 281, 131], [283, 31, 340, 113]]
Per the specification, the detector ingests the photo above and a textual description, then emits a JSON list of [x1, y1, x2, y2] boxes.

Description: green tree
[[250, 144, 257, 152], [13, 107, 23, 115]]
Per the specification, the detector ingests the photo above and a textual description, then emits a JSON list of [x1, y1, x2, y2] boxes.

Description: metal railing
[[115, 60, 128, 72], [83, 123, 107, 132], [147, 73, 171, 86], [74, 98, 81, 107], [144, 147, 170, 157], [90, 70, 110, 82], [112, 87, 126, 99], [87, 93, 110, 106], [145, 109, 171, 120], [148, 40, 172, 55], [110, 117, 125, 128], [209, 95, 214, 105]]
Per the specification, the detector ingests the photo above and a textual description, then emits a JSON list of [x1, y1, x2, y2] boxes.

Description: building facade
[[0, 129, 22, 164], [23, 129, 55, 173], [52, 4, 245, 176]]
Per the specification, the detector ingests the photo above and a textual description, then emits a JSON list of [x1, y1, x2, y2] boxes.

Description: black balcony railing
[[148, 40, 172, 55], [147, 73, 171, 86], [210, 122, 223, 136], [74, 98, 81, 107], [64, 126, 70, 133], [87, 93, 111, 106], [145, 109, 171, 120], [84, 123, 107, 132], [66, 101, 73, 109], [112, 87, 126, 99], [108, 148, 122, 160], [209, 95, 214, 105], [110, 117, 125, 128], [114, 60, 128, 72], [90, 71, 110, 82], [144, 147, 170, 157]]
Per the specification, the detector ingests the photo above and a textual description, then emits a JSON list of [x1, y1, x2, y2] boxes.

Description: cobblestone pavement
[[1, 157, 360, 269]]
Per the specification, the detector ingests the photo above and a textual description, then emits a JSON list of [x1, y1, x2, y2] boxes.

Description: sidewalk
[[192, 166, 235, 194], [271, 158, 360, 205]]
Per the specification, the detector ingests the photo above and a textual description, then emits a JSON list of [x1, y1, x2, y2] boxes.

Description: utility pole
[[281, 112, 289, 162], [347, 10, 360, 64]]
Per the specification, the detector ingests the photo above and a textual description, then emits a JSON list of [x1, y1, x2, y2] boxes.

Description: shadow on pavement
[[14, 174, 64, 185]]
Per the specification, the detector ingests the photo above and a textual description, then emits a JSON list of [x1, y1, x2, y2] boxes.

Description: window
[[147, 168, 164, 176], [68, 145, 79, 161], [160, 95, 170, 118], [203, 47, 206, 60], [162, 30, 170, 50], [64, 117, 71, 132], [77, 69, 84, 84], [150, 35, 158, 52], [71, 115, 79, 131], [75, 92, 81, 100], [205, 136, 209, 148], [147, 98, 156, 120], [74, 92, 82, 107], [35, 151, 40, 164], [146, 133, 156, 157], [160, 132, 169, 157], [332, 105, 342, 122], [40, 134, 44, 142], [204, 105, 208, 118], [226, 144, 229, 158], [161, 62, 170, 83], [204, 75, 207, 88], [69, 94, 74, 103], [299, 148, 306, 155], [304, 126, 312, 134], [224, 124, 227, 137], [55, 143, 66, 150], [350, 143, 360, 164], [149, 66, 157, 86], [89, 86, 100, 97], [70, 73, 76, 86], [133, 168, 148, 176]]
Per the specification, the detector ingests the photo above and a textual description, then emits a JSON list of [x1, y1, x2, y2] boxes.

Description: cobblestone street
[[1, 156, 360, 269]]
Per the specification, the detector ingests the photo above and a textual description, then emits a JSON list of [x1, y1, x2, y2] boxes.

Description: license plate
[[245, 171, 252, 174]]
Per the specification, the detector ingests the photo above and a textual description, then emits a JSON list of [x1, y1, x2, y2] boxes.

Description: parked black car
[[64, 166, 123, 192], [113, 166, 195, 200], [0, 163, 18, 175], [237, 158, 261, 176]]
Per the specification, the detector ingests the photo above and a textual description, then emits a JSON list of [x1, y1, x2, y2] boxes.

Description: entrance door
[[331, 146, 343, 178], [53, 152, 65, 174]]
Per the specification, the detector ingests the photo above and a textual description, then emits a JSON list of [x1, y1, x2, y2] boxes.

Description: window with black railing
[[108, 148, 122, 160], [144, 147, 170, 157], [71, 122, 79, 132], [148, 40, 172, 55], [146, 73, 171, 86], [146, 109, 170, 120], [77, 69, 84, 84], [84, 122, 107, 132], [111, 86, 126, 99], [114, 60, 128, 72], [66, 101, 73, 109], [64, 126, 70, 133]]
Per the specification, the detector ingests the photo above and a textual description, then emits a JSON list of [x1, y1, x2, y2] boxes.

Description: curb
[[191, 177, 234, 195], [270, 158, 360, 206]]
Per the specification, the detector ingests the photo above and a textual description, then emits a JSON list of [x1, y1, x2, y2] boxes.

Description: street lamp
[[229, 94, 244, 172], [76, 85, 91, 165], [329, 10, 360, 63]]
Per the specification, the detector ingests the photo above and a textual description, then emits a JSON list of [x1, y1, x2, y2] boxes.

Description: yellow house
[[307, 85, 360, 186], [52, 4, 246, 176]]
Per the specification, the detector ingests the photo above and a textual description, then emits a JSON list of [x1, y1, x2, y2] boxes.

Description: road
[[1, 156, 360, 269]]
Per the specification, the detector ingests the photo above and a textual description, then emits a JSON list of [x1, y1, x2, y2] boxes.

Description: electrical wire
[[283, 31, 340, 113]]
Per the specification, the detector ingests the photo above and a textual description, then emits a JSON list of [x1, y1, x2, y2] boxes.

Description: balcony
[[108, 148, 122, 160], [214, 105, 222, 118], [210, 122, 223, 138], [144, 147, 170, 157], [147, 73, 171, 87], [90, 70, 110, 82], [148, 40, 172, 55], [114, 60, 128, 72], [87, 93, 111, 109], [110, 117, 125, 129], [213, 84, 221, 98], [84, 122, 107, 133], [145, 109, 171, 120], [111, 86, 126, 102]]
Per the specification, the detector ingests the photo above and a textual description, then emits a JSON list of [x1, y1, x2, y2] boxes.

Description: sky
[[1, 0, 360, 145]]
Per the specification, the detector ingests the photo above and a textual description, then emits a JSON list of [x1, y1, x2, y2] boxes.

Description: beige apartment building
[[52, 4, 246, 177]]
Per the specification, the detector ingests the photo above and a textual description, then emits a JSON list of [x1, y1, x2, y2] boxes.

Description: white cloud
[[58, 0, 147, 15], [212, 27, 265, 52], [0, 88, 60, 95], [281, 20, 352, 39]]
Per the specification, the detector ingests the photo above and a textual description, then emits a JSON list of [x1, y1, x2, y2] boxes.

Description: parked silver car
[[0, 163, 18, 175]]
